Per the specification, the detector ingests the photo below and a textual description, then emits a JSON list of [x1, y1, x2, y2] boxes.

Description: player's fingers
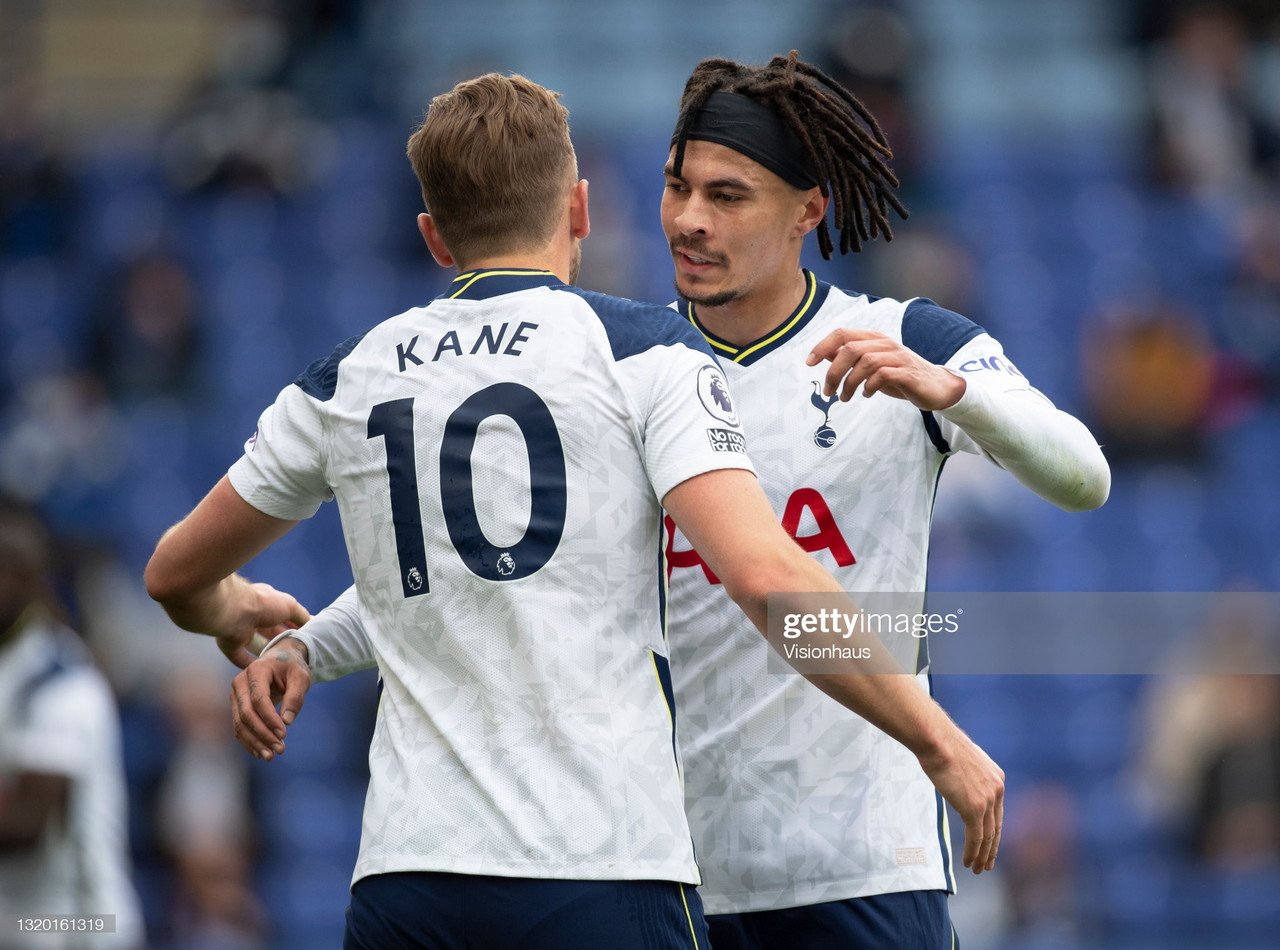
[[826, 341, 902, 400], [961, 812, 981, 870], [230, 687, 256, 757], [818, 338, 888, 394], [233, 677, 284, 760], [975, 786, 1001, 873], [819, 345, 858, 397], [246, 667, 288, 742], [824, 342, 876, 398], [286, 597, 311, 627], [806, 328, 892, 365], [280, 668, 310, 727], [232, 681, 277, 763], [253, 583, 312, 629], [861, 365, 906, 399], [805, 327, 854, 365], [987, 780, 1005, 871], [846, 356, 888, 401], [838, 350, 891, 402], [977, 809, 998, 875], [219, 637, 258, 670]]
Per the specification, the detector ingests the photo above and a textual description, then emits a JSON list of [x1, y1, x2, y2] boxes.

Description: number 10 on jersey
[[367, 383, 568, 597]]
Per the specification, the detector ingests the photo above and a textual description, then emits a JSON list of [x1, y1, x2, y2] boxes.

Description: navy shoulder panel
[[901, 298, 985, 366], [293, 330, 371, 401], [554, 287, 716, 362]]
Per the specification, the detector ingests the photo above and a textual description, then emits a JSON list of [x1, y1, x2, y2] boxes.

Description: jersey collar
[[680, 270, 831, 367], [443, 268, 564, 301]]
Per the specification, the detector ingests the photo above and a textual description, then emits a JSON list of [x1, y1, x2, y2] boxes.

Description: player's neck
[[456, 244, 574, 285], [693, 267, 809, 347]]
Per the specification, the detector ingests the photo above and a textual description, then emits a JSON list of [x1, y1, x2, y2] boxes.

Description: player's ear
[[418, 213, 455, 268], [569, 179, 590, 241], [795, 186, 828, 238]]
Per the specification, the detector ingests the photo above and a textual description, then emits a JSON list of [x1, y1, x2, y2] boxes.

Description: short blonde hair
[[407, 73, 577, 265]]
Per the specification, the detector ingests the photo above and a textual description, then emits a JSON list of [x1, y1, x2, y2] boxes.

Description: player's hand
[[917, 730, 1005, 874], [216, 581, 311, 669], [806, 329, 966, 409], [231, 636, 312, 761]]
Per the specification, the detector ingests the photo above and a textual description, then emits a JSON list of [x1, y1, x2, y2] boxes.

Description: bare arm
[[664, 468, 1004, 873], [145, 475, 310, 666]]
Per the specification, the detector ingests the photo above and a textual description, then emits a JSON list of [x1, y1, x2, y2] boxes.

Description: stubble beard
[[569, 240, 582, 285], [674, 277, 742, 308]]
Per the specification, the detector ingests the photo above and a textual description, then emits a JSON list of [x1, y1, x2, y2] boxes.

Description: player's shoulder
[[822, 286, 986, 364], [899, 297, 986, 365], [13, 623, 107, 715], [814, 283, 902, 331], [291, 302, 430, 402], [554, 286, 715, 362], [293, 328, 374, 402]]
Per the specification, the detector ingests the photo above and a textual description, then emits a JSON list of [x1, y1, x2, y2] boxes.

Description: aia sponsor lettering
[[664, 487, 855, 583]]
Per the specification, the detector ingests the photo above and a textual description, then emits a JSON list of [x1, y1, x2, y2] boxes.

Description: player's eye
[[714, 193, 742, 203], [665, 181, 688, 193]]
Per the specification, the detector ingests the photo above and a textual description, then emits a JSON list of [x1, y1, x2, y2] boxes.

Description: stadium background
[[2, 0, 1279, 947]]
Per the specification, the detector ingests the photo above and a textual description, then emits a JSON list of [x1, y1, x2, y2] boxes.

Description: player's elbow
[[144, 536, 195, 606], [1056, 450, 1111, 512], [720, 572, 771, 622], [719, 546, 814, 627], [143, 556, 179, 605]]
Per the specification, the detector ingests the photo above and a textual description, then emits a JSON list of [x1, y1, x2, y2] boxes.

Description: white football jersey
[[0, 617, 144, 948], [665, 272, 1039, 913], [230, 269, 753, 886]]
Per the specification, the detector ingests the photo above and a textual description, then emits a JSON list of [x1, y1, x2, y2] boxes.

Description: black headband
[[671, 90, 820, 190]]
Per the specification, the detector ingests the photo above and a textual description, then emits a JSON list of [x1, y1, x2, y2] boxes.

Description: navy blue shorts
[[343, 871, 710, 950], [707, 890, 957, 950]]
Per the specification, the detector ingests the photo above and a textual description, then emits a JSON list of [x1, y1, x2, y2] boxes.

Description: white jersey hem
[[352, 854, 702, 888], [699, 868, 952, 917]]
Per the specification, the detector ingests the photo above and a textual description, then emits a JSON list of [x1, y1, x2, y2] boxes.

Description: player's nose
[[673, 193, 712, 237]]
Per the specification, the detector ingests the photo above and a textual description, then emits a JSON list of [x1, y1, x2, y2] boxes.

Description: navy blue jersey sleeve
[[294, 330, 371, 401], [901, 298, 985, 366]]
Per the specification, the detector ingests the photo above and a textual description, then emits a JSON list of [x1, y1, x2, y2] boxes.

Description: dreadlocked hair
[[670, 50, 908, 258]]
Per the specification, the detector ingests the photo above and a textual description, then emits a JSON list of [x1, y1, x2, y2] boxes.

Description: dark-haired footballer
[[661, 52, 1107, 949], [235, 53, 1106, 949]]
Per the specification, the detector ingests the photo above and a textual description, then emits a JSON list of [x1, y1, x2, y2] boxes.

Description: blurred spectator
[[820, 1, 920, 189], [864, 220, 979, 315], [1000, 783, 1081, 948], [155, 667, 265, 949], [1081, 299, 1217, 464], [0, 495, 144, 948], [1224, 202, 1280, 404], [1137, 594, 1280, 868], [159, 5, 334, 196], [1147, 3, 1280, 201], [1190, 675, 1280, 869], [87, 254, 204, 405], [276, 0, 375, 116], [0, 71, 79, 258], [0, 372, 128, 538]]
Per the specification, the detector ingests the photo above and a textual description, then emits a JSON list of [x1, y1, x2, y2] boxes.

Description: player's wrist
[[904, 700, 956, 766], [263, 632, 310, 668]]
